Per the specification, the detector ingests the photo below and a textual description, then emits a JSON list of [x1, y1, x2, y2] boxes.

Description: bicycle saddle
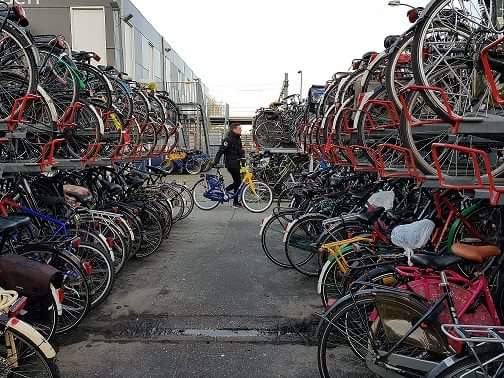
[[410, 254, 463, 271], [391, 219, 436, 250], [0, 216, 31, 235], [451, 243, 501, 264], [63, 185, 93, 205]]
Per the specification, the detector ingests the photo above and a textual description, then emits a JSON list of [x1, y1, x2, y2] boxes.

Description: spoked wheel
[[192, 178, 220, 211], [64, 102, 104, 159], [0, 328, 60, 378], [169, 183, 194, 220], [261, 210, 297, 268], [400, 73, 504, 177], [185, 158, 202, 175], [284, 214, 328, 276], [254, 120, 283, 148], [241, 181, 273, 213], [16, 247, 90, 336], [412, 0, 504, 119], [136, 206, 164, 258]]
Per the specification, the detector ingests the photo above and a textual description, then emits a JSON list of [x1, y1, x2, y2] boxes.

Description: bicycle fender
[[7, 317, 56, 359]]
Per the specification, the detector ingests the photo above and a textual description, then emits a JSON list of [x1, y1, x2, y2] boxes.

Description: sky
[[131, 0, 426, 117]]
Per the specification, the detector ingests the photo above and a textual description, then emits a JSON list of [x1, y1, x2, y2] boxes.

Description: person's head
[[230, 123, 242, 136]]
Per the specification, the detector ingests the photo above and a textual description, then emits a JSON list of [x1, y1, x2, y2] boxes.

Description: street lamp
[[297, 70, 303, 99]]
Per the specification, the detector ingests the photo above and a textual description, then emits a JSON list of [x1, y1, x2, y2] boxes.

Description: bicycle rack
[[431, 143, 504, 205], [344, 145, 379, 172], [39, 138, 65, 172], [4, 94, 40, 132], [0, 198, 20, 217], [111, 131, 131, 163], [480, 35, 504, 106], [57, 102, 84, 130], [340, 108, 359, 135], [81, 143, 103, 166], [361, 99, 400, 131], [399, 85, 463, 133], [376, 144, 424, 183], [127, 144, 145, 161]]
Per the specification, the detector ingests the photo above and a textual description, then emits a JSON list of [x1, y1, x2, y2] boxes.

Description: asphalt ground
[[56, 174, 370, 377]]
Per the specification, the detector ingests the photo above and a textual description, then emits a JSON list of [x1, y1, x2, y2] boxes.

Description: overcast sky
[[132, 0, 426, 116]]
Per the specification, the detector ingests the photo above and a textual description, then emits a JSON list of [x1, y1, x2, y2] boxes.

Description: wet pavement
[[57, 175, 369, 377]]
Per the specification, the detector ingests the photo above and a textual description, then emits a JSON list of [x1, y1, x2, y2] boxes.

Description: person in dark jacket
[[213, 123, 245, 207]]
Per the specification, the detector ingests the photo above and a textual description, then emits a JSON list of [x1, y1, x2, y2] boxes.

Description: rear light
[[56, 288, 64, 304], [82, 261, 93, 275], [111, 207, 119, 213], [8, 296, 27, 318], [407, 8, 419, 23], [352, 59, 360, 70], [94, 53, 101, 62], [106, 237, 114, 248], [71, 237, 81, 250]]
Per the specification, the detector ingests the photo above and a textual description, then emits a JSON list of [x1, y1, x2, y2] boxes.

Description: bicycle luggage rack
[[376, 143, 424, 183], [431, 143, 504, 205]]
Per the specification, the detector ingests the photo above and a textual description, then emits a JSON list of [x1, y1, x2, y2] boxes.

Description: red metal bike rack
[[431, 143, 504, 206], [344, 145, 379, 172], [399, 85, 463, 133], [376, 143, 424, 183], [57, 102, 84, 130], [361, 99, 401, 131], [81, 143, 104, 166], [0, 198, 21, 217], [6, 94, 40, 131], [480, 35, 504, 106], [39, 138, 65, 172]]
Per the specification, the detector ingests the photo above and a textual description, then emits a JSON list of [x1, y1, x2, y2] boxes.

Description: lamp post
[[297, 70, 303, 99]]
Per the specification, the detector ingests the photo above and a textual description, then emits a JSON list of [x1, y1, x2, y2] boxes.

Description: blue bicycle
[[192, 165, 273, 213]]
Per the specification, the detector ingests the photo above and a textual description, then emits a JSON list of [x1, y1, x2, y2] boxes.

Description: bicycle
[[192, 162, 273, 213]]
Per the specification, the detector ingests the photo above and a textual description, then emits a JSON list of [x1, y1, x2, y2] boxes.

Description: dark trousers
[[226, 166, 241, 204]]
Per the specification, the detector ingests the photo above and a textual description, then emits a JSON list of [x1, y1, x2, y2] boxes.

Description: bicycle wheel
[[74, 242, 114, 308], [284, 213, 328, 276], [19, 246, 90, 335], [169, 183, 194, 220], [0, 327, 60, 378], [192, 178, 220, 211], [241, 181, 273, 213], [0, 21, 38, 122], [136, 205, 163, 258], [261, 210, 296, 268], [429, 354, 504, 378], [185, 158, 202, 175]]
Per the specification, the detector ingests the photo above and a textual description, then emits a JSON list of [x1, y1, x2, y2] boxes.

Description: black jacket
[[214, 132, 245, 169]]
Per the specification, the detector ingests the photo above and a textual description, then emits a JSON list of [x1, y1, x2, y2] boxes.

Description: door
[[124, 22, 134, 77], [70, 7, 107, 66]]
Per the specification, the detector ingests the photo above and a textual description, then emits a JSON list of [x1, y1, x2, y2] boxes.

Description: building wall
[[23, 0, 209, 98], [24, 0, 117, 66]]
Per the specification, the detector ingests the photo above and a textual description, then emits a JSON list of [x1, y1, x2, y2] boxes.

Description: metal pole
[[297, 70, 303, 98]]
